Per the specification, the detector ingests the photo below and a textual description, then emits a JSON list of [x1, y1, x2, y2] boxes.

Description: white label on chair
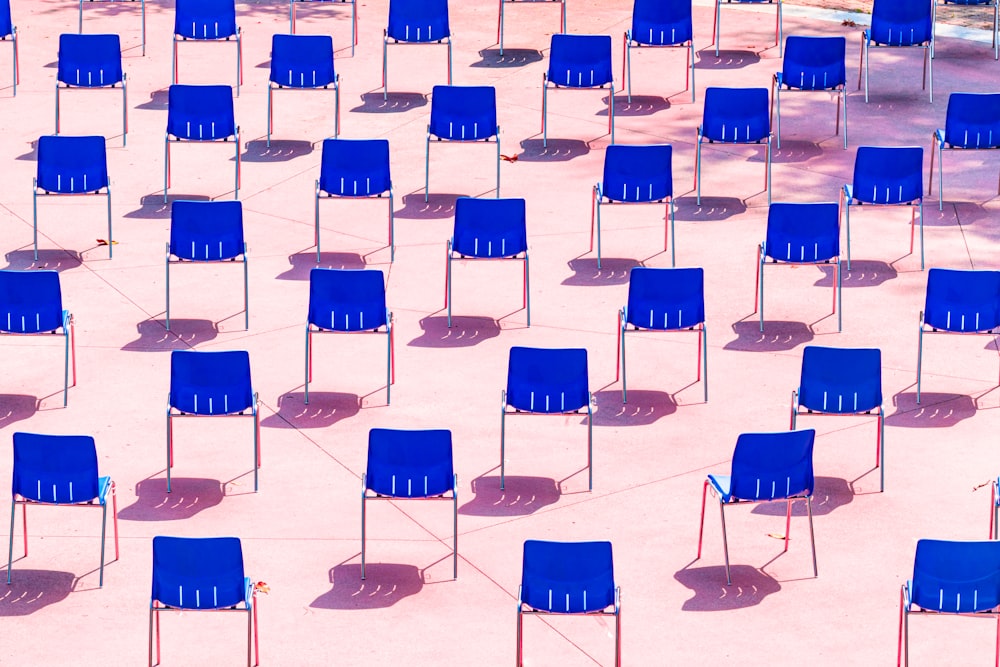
[[424, 476, 428, 495], [196, 589, 201, 607], [37, 480, 41, 499], [214, 586, 218, 607], [391, 474, 396, 494], [530, 392, 535, 410], [545, 395, 550, 411], [560, 393, 565, 411], [488, 241, 492, 255], [69, 481, 73, 502], [565, 593, 570, 612], [209, 397, 214, 414], [218, 242, 223, 258], [822, 391, 828, 410], [194, 394, 199, 412], [548, 589, 553, 610], [224, 395, 228, 413], [407, 478, 412, 496], [52, 483, 58, 501], [838, 395, 842, 411], [179, 585, 184, 607], [359, 312, 364, 329], [583, 590, 587, 610], [946, 311, 951, 329], [756, 478, 761, 498], [854, 393, 858, 411]]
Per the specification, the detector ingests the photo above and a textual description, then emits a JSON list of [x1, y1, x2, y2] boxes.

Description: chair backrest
[[520, 540, 615, 613], [780, 36, 846, 90], [169, 350, 254, 414], [850, 146, 923, 204], [943, 93, 1000, 149], [631, 0, 693, 46], [701, 87, 770, 143], [625, 266, 704, 331], [0, 270, 64, 333], [269, 34, 336, 88], [429, 85, 498, 140], [0, 0, 12, 38], [365, 428, 454, 497], [307, 268, 388, 331], [167, 85, 237, 140], [763, 202, 840, 262], [923, 268, 1000, 332], [798, 346, 882, 413], [169, 200, 245, 261], [452, 197, 527, 257], [910, 539, 1000, 613], [870, 0, 932, 46], [174, 0, 238, 39], [318, 138, 391, 196], [729, 430, 815, 501], [57, 34, 123, 87], [151, 536, 248, 609], [547, 34, 614, 88], [602, 144, 673, 203], [506, 346, 589, 413], [386, 0, 450, 42], [36, 135, 109, 194], [12, 432, 100, 503]]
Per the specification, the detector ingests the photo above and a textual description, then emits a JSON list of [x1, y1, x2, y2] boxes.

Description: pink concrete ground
[[2, 0, 1000, 664]]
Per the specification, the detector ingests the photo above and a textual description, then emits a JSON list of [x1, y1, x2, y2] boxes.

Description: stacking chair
[[361, 428, 457, 579], [501, 346, 592, 490], [542, 34, 614, 147], [425, 85, 500, 202], [0, 271, 75, 406], [713, 0, 782, 57], [623, 0, 695, 103], [897, 539, 1000, 666], [8, 433, 118, 586], [929, 92, 1000, 210], [842, 146, 924, 270], [771, 36, 847, 149], [56, 34, 126, 145], [150, 536, 259, 667], [173, 0, 242, 95], [497, 0, 566, 56], [164, 84, 240, 203], [166, 200, 248, 331], [33, 135, 112, 260], [517, 540, 621, 667], [315, 138, 394, 262], [1, 0, 18, 96], [617, 267, 707, 403], [290, 0, 358, 56], [382, 0, 452, 100], [791, 346, 884, 491], [859, 0, 933, 103], [592, 144, 675, 268], [916, 268, 1000, 403], [697, 429, 817, 585], [167, 350, 259, 492], [933, 0, 998, 59], [305, 268, 394, 404], [754, 202, 841, 332], [268, 34, 339, 148], [695, 87, 771, 205], [79, 0, 144, 56], [445, 197, 529, 327]]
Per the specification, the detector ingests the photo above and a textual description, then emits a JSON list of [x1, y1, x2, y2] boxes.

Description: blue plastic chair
[[755, 202, 841, 332], [382, 0, 452, 100], [268, 34, 339, 148], [79, 0, 144, 56], [501, 347, 592, 490], [166, 200, 248, 331], [792, 346, 884, 491], [842, 146, 924, 270], [618, 267, 707, 403], [426, 85, 500, 202], [56, 34, 126, 145], [149, 536, 259, 667], [173, 0, 242, 95], [306, 268, 394, 404], [897, 539, 1000, 666], [696, 87, 771, 205], [916, 268, 1000, 403], [542, 34, 614, 148], [0, 0, 18, 96], [624, 0, 695, 103], [859, 0, 933, 103], [362, 428, 457, 579], [315, 138, 394, 262], [498, 0, 566, 56], [167, 350, 259, 492], [446, 197, 529, 327], [7, 433, 117, 586], [0, 271, 75, 406], [697, 429, 817, 585], [772, 36, 846, 149], [713, 0, 782, 56], [933, 0, 998, 59], [290, 0, 357, 56], [164, 84, 240, 203], [592, 144, 675, 269], [517, 540, 621, 667], [930, 92, 1000, 210]]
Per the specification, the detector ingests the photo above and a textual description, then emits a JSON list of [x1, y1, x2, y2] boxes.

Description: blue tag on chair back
[[174, 0, 238, 39], [319, 139, 391, 196], [798, 346, 882, 413], [506, 347, 589, 413], [429, 85, 497, 140], [521, 540, 615, 613], [58, 34, 123, 87], [152, 536, 248, 609], [780, 36, 845, 90], [911, 539, 1000, 613], [452, 197, 527, 257], [387, 0, 450, 42], [729, 430, 815, 501], [851, 146, 924, 204], [764, 202, 839, 262], [170, 201, 245, 261], [36, 135, 109, 193], [702, 87, 770, 143], [167, 85, 236, 140], [270, 34, 335, 88], [870, 0, 932, 45], [169, 350, 254, 415], [631, 0, 693, 45], [308, 268, 388, 332], [12, 433, 99, 503], [547, 34, 614, 88], [944, 93, 1000, 149], [0, 270, 64, 333], [625, 267, 704, 331], [602, 144, 673, 203], [924, 268, 1000, 332], [365, 428, 454, 497]]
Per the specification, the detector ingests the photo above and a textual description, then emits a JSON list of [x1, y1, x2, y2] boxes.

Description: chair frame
[[164, 240, 249, 332], [928, 93, 1000, 211], [290, 0, 358, 56], [424, 88, 500, 203], [315, 154, 394, 263], [916, 310, 1000, 405], [172, 15, 242, 97], [33, 159, 113, 261], [858, 2, 934, 104], [623, 0, 695, 103], [712, 0, 782, 57], [541, 72, 614, 148], [305, 312, 395, 405], [267, 74, 339, 149], [164, 92, 241, 203], [695, 92, 772, 206], [770, 37, 847, 150], [932, 0, 998, 60], [497, 0, 566, 56], [381, 26, 452, 101], [55, 37, 127, 146], [592, 184, 674, 270], [0, 5, 17, 97], [79, 0, 145, 56], [517, 584, 621, 667]]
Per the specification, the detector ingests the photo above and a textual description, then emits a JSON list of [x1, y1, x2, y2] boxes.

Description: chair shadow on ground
[[814, 259, 897, 288], [459, 475, 560, 516], [471, 48, 544, 68], [0, 394, 40, 430], [409, 316, 501, 348], [276, 251, 366, 280], [0, 570, 75, 615], [673, 196, 747, 221], [261, 391, 361, 429], [15, 140, 37, 161], [311, 563, 424, 610], [517, 138, 590, 162], [724, 319, 814, 352], [771, 140, 823, 163], [563, 257, 638, 286], [350, 92, 428, 114], [3, 249, 82, 272], [674, 564, 780, 610], [117, 476, 224, 521], [600, 95, 670, 117], [592, 389, 678, 426], [135, 88, 169, 110], [242, 139, 314, 163], [395, 193, 463, 220], [695, 49, 762, 69], [887, 392, 979, 428], [121, 318, 218, 352], [750, 476, 854, 517], [124, 193, 210, 220]]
